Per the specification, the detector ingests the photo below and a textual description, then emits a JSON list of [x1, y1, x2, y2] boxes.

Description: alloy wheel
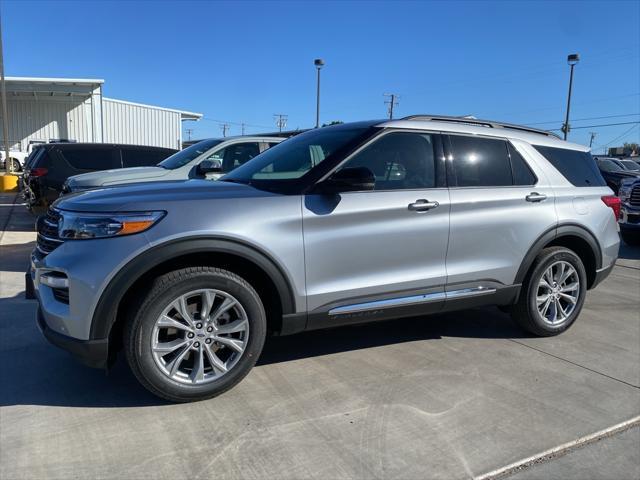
[[151, 289, 249, 385], [536, 260, 580, 326]]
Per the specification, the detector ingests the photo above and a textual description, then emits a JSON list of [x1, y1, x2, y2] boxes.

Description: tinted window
[[620, 160, 640, 171], [268, 142, 280, 149], [211, 142, 261, 172], [159, 139, 223, 170], [508, 143, 537, 185], [60, 148, 118, 171], [535, 146, 606, 187], [122, 148, 170, 168], [340, 132, 436, 190], [597, 159, 624, 172], [449, 135, 512, 187]]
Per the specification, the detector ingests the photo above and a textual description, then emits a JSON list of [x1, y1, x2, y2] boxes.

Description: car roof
[[374, 115, 589, 152]]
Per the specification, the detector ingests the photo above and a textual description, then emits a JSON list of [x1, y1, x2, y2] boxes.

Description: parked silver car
[[30, 116, 620, 402], [62, 136, 285, 192]]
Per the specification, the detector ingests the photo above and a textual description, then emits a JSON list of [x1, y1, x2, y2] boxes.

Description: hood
[[67, 166, 168, 189], [54, 179, 276, 213]]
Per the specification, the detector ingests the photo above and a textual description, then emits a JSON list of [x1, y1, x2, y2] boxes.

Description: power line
[[526, 113, 640, 126], [548, 121, 640, 132], [592, 124, 640, 151]]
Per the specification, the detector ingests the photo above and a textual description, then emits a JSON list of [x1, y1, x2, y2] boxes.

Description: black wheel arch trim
[[89, 236, 296, 340], [514, 223, 603, 285]]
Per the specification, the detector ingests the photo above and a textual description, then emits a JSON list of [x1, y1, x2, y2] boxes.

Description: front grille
[[630, 186, 640, 207], [36, 209, 64, 256]]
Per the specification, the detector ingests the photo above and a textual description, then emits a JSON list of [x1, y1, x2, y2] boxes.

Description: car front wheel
[[511, 246, 587, 336], [125, 267, 266, 402]]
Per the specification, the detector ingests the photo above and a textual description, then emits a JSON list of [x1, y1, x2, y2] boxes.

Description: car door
[[302, 130, 450, 328], [444, 134, 557, 292]]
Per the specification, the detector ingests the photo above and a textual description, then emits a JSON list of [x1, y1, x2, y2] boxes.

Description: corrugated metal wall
[[2, 97, 95, 150], [103, 99, 181, 149]]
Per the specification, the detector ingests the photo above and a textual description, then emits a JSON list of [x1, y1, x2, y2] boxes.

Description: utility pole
[[314, 59, 324, 128], [562, 53, 579, 140], [219, 123, 230, 137], [186, 128, 193, 141], [383, 93, 399, 120], [589, 131, 597, 148], [241, 123, 246, 136], [0, 9, 11, 173], [274, 114, 287, 133]]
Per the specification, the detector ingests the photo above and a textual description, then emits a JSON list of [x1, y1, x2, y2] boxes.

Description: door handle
[[525, 192, 547, 203], [408, 199, 439, 212]]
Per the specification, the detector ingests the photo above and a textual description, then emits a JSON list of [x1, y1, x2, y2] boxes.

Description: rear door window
[[534, 146, 606, 187], [59, 147, 119, 171], [121, 148, 170, 168], [216, 142, 261, 172], [448, 135, 513, 187]]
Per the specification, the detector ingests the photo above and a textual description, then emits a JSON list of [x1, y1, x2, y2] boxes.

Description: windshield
[[621, 160, 640, 171], [159, 139, 223, 170], [222, 126, 372, 187], [597, 159, 624, 172]]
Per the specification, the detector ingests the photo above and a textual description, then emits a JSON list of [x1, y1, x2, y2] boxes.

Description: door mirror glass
[[321, 166, 375, 192], [197, 159, 222, 175]]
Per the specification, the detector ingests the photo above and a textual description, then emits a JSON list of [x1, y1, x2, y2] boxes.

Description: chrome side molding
[[328, 286, 497, 316]]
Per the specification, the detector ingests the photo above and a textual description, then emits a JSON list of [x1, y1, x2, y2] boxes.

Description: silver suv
[[62, 136, 285, 192], [30, 116, 620, 402]]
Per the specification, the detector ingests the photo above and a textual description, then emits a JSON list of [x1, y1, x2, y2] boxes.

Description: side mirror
[[319, 166, 375, 193], [197, 159, 222, 175]]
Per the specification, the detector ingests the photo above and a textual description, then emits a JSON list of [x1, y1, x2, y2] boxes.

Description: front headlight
[[58, 210, 165, 239]]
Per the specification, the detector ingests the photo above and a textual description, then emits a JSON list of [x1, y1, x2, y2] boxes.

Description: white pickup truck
[[1, 141, 45, 171]]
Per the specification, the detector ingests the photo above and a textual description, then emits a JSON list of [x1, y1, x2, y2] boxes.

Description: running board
[[328, 286, 496, 316]]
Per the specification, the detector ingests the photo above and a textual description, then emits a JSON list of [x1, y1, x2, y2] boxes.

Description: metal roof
[[104, 97, 202, 121], [5, 76, 105, 97]]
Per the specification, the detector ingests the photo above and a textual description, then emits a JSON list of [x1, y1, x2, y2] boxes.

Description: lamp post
[[562, 53, 579, 140], [314, 58, 324, 128]]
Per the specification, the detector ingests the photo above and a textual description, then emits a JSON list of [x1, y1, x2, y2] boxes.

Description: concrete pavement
[[1, 192, 638, 479]]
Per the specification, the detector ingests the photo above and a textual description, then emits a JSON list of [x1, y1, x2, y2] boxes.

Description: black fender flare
[[514, 223, 602, 285], [89, 237, 296, 340]]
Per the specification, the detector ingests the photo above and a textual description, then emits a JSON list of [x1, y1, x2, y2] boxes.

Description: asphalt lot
[[1, 191, 638, 480]]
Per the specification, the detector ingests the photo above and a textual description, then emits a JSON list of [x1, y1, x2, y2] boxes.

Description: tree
[[623, 142, 639, 153]]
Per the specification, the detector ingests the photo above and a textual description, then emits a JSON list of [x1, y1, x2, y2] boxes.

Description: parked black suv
[[594, 157, 640, 195], [22, 143, 177, 212]]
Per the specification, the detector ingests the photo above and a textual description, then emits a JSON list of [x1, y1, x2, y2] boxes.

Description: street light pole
[[0, 9, 12, 173], [562, 53, 580, 141], [314, 59, 324, 128]]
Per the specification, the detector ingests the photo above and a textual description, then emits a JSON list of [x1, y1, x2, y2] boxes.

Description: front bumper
[[619, 203, 640, 231], [36, 307, 109, 369]]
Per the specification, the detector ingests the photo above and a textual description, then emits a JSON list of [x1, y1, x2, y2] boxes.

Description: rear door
[[302, 130, 450, 326], [444, 134, 557, 289]]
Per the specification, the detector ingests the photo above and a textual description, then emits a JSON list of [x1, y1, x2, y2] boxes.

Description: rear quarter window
[[534, 145, 606, 187], [122, 148, 173, 168], [59, 148, 119, 171]]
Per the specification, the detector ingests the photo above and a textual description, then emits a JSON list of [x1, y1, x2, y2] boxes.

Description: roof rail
[[400, 114, 562, 139]]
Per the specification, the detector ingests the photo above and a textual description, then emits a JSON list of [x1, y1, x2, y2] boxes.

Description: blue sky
[[2, 0, 639, 152]]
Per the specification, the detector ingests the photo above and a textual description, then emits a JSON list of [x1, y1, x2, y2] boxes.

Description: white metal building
[[0, 77, 202, 151]]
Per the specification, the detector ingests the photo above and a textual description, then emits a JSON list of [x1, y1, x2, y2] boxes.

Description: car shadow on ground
[[0, 240, 35, 272], [0, 301, 529, 409]]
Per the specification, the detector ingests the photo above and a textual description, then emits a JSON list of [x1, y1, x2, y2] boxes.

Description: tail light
[[601, 195, 621, 219], [30, 167, 48, 177]]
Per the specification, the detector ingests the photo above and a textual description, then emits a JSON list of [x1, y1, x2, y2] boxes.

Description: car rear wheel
[[11, 159, 21, 172], [511, 247, 587, 336], [125, 267, 266, 402]]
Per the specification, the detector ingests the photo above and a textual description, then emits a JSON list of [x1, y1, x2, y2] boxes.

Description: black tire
[[11, 159, 21, 172], [621, 229, 640, 247], [125, 267, 266, 402], [511, 246, 587, 337]]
